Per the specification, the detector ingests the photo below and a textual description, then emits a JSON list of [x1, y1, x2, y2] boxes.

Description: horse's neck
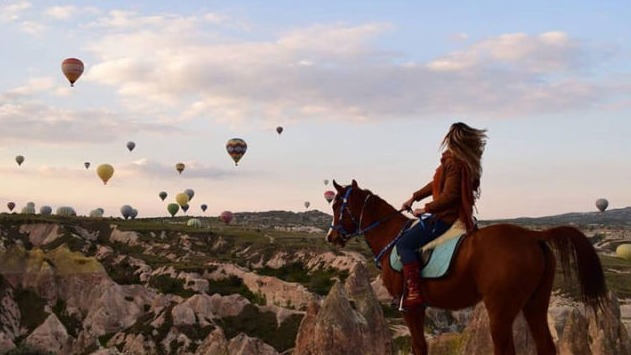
[[362, 199, 410, 257]]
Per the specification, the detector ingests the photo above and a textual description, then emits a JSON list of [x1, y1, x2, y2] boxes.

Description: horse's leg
[[485, 299, 521, 355], [522, 245, 557, 354], [403, 307, 427, 355]]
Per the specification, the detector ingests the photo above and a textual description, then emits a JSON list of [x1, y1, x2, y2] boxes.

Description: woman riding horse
[[326, 179, 607, 355], [399, 122, 488, 308]]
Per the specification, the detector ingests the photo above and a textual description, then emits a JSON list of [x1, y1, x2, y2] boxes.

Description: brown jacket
[[411, 151, 477, 231]]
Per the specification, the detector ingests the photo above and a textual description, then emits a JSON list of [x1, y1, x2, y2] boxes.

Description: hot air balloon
[[175, 192, 190, 207], [89, 209, 104, 218], [126, 141, 136, 152], [130, 208, 138, 219], [181, 204, 190, 213], [7, 202, 15, 212], [187, 218, 202, 228], [200, 204, 208, 212], [159, 191, 168, 201], [120, 205, 133, 219], [56, 206, 76, 216], [15, 155, 24, 166], [276, 126, 283, 135], [61, 58, 84, 87], [595, 198, 608, 212], [21, 205, 36, 214], [176, 162, 185, 174], [324, 190, 335, 204], [84, 162, 90, 169], [220, 211, 233, 225], [96, 164, 114, 185], [226, 138, 247, 166], [184, 189, 195, 201], [323, 179, 329, 186], [167, 203, 179, 217], [304, 201, 310, 209], [39, 206, 52, 216], [616, 244, 631, 261]]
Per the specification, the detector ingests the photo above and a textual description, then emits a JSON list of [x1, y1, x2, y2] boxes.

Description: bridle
[[329, 187, 408, 244]]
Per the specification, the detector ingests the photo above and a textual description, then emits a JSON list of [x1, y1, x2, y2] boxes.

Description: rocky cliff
[[294, 263, 392, 355], [0, 217, 360, 354], [457, 292, 631, 355], [0, 213, 629, 355]]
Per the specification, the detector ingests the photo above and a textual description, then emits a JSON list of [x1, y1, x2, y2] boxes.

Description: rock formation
[[294, 263, 392, 355], [227, 333, 279, 355], [460, 293, 631, 355], [24, 314, 70, 354], [1, 218, 629, 355], [207, 263, 316, 310]]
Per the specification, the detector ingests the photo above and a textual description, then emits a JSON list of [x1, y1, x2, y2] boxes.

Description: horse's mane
[[361, 188, 400, 215]]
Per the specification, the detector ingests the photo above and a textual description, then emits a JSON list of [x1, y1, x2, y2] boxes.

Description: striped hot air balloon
[[226, 138, 247, 166]]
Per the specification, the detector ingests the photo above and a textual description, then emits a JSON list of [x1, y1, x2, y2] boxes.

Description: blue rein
[[330, 187, 410, 268], [373, 219, 413, 269]]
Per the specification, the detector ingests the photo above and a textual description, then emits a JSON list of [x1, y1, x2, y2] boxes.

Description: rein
[[330, 187, 411, 268]]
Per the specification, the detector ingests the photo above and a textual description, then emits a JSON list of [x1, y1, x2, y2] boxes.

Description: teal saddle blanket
[[390, 235, 464, 279]]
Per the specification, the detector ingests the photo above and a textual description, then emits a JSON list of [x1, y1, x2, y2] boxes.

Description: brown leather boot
[[402, 261, 425, 308]]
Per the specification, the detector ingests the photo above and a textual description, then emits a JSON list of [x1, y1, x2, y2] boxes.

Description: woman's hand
[[401, 198, 415, 211], [412, 208, 426, 217]]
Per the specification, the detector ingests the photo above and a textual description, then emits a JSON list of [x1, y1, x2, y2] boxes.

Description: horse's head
[[325, 179, 371, 247]]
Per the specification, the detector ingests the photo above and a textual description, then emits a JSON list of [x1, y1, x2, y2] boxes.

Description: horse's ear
[[332, 180, 343, 192], [351, 179, 358, 189]]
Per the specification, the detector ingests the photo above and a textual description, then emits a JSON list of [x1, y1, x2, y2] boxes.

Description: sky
[[1, 0, 630, 220]]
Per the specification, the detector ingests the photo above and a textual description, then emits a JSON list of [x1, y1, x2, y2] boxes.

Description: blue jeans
[[396, 215, 451, 264]]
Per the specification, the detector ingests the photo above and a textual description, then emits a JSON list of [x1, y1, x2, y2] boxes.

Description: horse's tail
[[540, 226, 608, 312]]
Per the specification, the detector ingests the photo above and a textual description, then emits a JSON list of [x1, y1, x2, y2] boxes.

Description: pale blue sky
[[1, 0, 629, 219]]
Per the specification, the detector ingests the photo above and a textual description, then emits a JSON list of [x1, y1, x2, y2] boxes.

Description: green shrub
[[104, 258, 141, 285], [6, 344, 53, 355], [52, 300, 82, 337], [218, 304, 304, 352], [177, 324, 214, 341], [393, 336, 412, 354], [98, 332, 116, 347], [257, 262, 348, 296], [207, 276, 266, 305], [149, 274, 196, 298], [15, 288, 47, 331]]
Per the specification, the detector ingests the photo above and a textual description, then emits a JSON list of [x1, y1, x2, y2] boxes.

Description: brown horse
[[325, 180, 608, 355]]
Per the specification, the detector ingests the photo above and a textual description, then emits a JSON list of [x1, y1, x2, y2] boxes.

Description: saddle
[[390, 219, 467, 279]]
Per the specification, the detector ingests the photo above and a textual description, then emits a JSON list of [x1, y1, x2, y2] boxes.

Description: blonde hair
[[441, 122, 488, 194]]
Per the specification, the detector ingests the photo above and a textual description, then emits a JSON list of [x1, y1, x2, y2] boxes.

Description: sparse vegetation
[[1, 209, 630, 354], [257, 262, 349, 296], [52, 299, 82, 338], [5, 344, 53, 355], [207, 275, 266, 305], [218, 304, 304, 352], [149, 274, 196, 298], [15, 288, 47, 331], [103, 257, 142, 285], [98, 333, 116, 347], [393, 336, 412, 354]]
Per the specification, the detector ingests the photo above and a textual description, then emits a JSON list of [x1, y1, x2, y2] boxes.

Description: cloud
[[43, 5, 99, 20], [450, 32, 469, 42], [18, 20, 47, 35], [427, 32, 583, 73], [10, 7, 624, 124], [0, 98, 181, 145], [3, 77, 55, 97], [0, 1, 30, 23], [123, 158, 240, 180]]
